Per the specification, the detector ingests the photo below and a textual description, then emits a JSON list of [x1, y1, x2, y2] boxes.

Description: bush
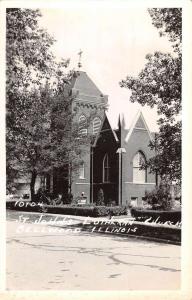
[[145, 183, 173, 210], [93, 206, 127, 217], [96, 188, 104, 206], [6, 200, 127, 217], [108, 206, 127, 216], [130, 208, 181, 225], [63, 193, 73, 205], [42, 205, 127, 217]]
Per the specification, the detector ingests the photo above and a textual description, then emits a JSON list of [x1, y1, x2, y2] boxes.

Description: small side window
[[79, 115, 87, 136], [79, 163, 85, 179], [133, 151, 147, 183], [93, 117, 101, 135], [103, 154, 110, 183]]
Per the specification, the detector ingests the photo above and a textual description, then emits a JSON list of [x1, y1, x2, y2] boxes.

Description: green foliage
[[148, 8, 182, 54], [120, 8, 182, 184], [96, 188, 105, 206], [7, 8, 55, 193], [93, 206, 127, 217], [6, 201, 127, 217], [6, 9, 90, 198], [145, 184, 173, 210], [146, 122, 181, 182], [6, 9, 57, 108], [120, 52, 181, 121]]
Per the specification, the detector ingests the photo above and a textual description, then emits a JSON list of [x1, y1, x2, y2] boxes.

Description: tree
[[6, 9, 58, 107], [145, 183, 173, 210], [6, 9, 90, 199], [148, 8, 181, 54], [120, 8, 182, 184], [7, 78, 89, 200]]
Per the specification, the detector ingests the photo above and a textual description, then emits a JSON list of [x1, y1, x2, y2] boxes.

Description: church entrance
[[93, 183, 118, 206]]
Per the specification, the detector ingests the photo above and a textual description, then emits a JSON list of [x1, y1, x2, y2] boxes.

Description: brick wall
[[121, 127, 156, 206]]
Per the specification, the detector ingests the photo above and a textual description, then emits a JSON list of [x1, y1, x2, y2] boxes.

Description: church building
[[67, 71, 156, 207], [15, 71, 157, 207]]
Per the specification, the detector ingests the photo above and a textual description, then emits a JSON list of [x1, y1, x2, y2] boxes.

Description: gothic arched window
[[103, 154, 110, 183], [133, 151, 147, 183], [93, 117, 101, 135], [79, 163, 85, 179], [79, 115, 87, 136]]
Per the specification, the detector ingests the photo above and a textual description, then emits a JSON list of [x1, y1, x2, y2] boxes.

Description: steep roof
[[125, 110, 153, 143], [93, 112, 119, 147], [71, 71, 103, 96]]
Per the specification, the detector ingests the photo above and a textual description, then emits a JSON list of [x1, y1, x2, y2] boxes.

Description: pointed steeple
[[118, 113, 126, 130], [118, 114, 121, 130], [117, 113, 128, 146], [121, 113, 126, 129]]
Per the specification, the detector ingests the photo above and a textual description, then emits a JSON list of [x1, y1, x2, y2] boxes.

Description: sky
[[38, 4, 173, 131]]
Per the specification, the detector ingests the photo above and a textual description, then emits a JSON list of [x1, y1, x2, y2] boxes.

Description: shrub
[[93, 205, 127, 217], [108, 206, 127, 216], [42, 205, 127, 217], [145, 183, 173, 210], [92, 206, 126, 217], [6, 200, 127, 217], [63, 193, 73, 205], [96, 188, 104, 206]]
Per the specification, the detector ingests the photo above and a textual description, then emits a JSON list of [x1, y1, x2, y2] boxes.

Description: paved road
[[6, 210, 181, 290]]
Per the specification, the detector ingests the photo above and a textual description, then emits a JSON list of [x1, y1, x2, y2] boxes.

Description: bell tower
[[69, 70, 108, 202]]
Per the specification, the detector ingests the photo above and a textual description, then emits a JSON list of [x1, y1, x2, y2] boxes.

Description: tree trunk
[[68, 163, 72, 201], [30, 169, 37, 201]]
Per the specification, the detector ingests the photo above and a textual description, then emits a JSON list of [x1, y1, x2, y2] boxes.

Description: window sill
[[125, 181, 155, 185]]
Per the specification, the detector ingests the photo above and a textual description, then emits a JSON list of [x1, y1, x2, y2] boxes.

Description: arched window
[[103, 154, 110, 182], [79, 163, 85, 179], [133, 151, 147, 183], [93, 117, 101, 135], [79, 115, 87, 136]]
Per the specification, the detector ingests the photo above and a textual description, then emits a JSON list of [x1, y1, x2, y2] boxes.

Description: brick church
[[53, 71, 156, 207], [17, 71, 157, 207]]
